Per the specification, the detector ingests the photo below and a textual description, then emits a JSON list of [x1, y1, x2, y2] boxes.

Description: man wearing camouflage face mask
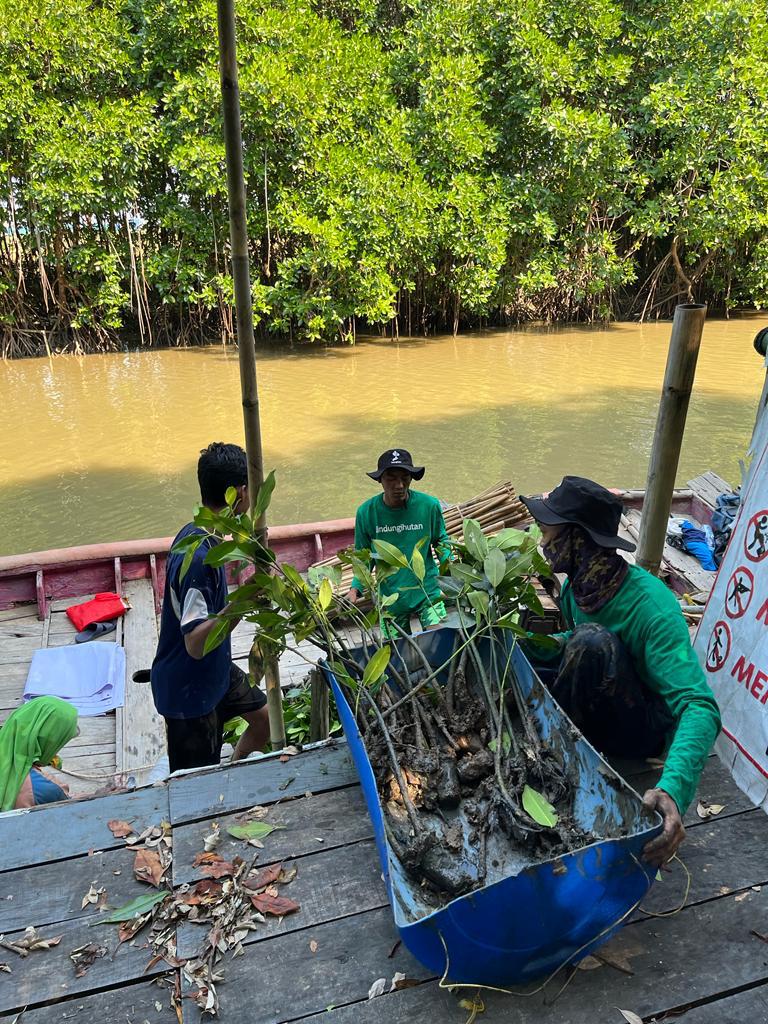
[[521, 476, 721, 869]]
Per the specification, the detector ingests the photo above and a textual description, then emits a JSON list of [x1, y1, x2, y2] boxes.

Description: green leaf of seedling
[[414, 536, 429, 553], [411, 548, 426, 582], [655, 870, 664, 882], [372, 539, 410, 570], [225, 486, 238, 507], [95, 890, 169, 924], [172, 532, 207, 553], [463, 519, 488, 562], [226, 821, 284, 841], [522, 785, 558, 828], [467, 590, 489, 622], [252, 470, 276, 522], [484, 548, 506, 588], [436, 576, 463, 598], [380, 592, 400, 608], [491, 527, 529, 551], [203, 616, 232, 656], [282, 564, 310, 594], [318, 577, 333, 610], [179, 542, 198, 583], [488, 734, 511, 756], [449, 561, 484, 586], [362, 646, 391, 688]]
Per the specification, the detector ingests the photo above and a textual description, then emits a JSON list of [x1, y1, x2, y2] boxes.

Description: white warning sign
[[695, 438, 768, 812]]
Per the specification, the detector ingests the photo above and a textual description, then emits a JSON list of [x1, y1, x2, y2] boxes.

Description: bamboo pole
[[216, 0, 285, 747], [636, 303, 707, 575]]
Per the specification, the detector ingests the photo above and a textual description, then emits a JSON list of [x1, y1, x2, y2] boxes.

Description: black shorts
[[165, 663, 267, 774]]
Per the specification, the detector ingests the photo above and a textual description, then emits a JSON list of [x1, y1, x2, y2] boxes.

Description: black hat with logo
[[367, 449, 425, 481]]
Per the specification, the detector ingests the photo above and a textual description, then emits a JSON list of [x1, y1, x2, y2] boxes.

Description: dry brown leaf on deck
[[69, 942, 107, 978], [735, 892, 750, 902], [7, 927, 63, 955], [244, 863, 283, 892], [696, 801, 725, 819], [577, 955, 603, 971], [192, 852, 226, 867], [107, 819, 134, 839], [0, 963, 11, 973], [81, 883, 106, 910], [309, 939, 318, 953], [390, 972, 419, 991], [616, 1011, 643, 1024], [249, 893, 300, 916], [201, 861, 236, 880], [277, 866, 297, 885], [134, 848, 165, 887], [178, 880, 225, 906], [237, 805, 268, 822]]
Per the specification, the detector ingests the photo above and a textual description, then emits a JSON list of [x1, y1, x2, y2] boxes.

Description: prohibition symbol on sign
[[725, 565, 755, 619], [706, 620, 731, 673], [745, 509, 768, 563]]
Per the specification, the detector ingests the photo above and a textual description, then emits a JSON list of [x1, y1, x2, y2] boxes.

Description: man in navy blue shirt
[[151, 442, 269, 772]]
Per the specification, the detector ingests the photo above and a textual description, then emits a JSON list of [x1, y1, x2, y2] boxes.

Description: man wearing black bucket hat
[[521, 476, 721, 868], [347, 449, 450, 637]]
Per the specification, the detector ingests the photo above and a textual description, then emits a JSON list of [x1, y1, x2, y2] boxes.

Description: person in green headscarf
[[0, 696, 78, 811]]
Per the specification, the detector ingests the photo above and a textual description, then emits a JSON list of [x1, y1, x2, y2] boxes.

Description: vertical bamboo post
[[636, 303, 707, 575], [309, 668, 330, 742], [217, 0, 285, 747]]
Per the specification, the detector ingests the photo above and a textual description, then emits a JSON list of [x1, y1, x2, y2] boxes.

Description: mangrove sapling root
[[364, 646, 593, 907]]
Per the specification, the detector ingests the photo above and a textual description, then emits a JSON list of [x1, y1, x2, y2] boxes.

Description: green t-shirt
[[534, 563, 721, 814], [350, 490, 450, 617]]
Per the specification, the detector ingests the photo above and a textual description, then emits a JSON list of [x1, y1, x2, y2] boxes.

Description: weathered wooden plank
[[0, 604, 38, 622], [0, 911, 168, 1016], [116, 579, 165, 775], [173, 784, 371, 885], [58, 742, 116, 761], [0, 847, 143, 932], [638, 807, 768, 917], [0, 636, 46, 663], [168, 740, 357, 824], [0, 785, 169, 872], [186, 905, 430, 1024], [49, 596, 96, 613], [291, 889, 768, 1024], [673, 985, 768, 1022], [291, 977, 768, 1024], [0, 621, 45, 639], [177, 837, 386, 958], [624, 756, 755, 827], [8, 978, 179, 1024]]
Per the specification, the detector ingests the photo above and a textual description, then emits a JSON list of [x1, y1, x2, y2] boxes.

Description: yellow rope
[[638, 854, 691, 918]]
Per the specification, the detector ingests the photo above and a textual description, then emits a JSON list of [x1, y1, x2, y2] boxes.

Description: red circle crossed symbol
[[745, 509, 768, 563], [706, 620, 731, 673], [725, 565, 755, 619]]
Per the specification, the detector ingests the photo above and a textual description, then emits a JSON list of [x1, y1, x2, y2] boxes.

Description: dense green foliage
[[2, 0, 767, 353]]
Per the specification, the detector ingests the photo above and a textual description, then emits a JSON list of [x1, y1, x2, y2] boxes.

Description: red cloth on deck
[[65, 592, 127, 631]]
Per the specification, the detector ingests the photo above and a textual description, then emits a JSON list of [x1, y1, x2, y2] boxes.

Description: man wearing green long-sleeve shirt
[[347, 449, 450, 637], [521, 476, 721, 869]]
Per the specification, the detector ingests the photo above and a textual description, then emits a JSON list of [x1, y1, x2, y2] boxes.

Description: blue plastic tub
[[322, 626, 661, 987]]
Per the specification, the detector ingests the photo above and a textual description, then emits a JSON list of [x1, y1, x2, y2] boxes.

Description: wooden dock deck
[[1, 739, 767, 1024]]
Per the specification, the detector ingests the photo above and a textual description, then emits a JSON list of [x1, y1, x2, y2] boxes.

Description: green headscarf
[[0, 697, 78, 811]]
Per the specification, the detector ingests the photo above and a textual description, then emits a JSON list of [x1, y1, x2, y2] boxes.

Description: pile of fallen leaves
[[101, 808, 300, 1016], [1, 810, 300, 1019]]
